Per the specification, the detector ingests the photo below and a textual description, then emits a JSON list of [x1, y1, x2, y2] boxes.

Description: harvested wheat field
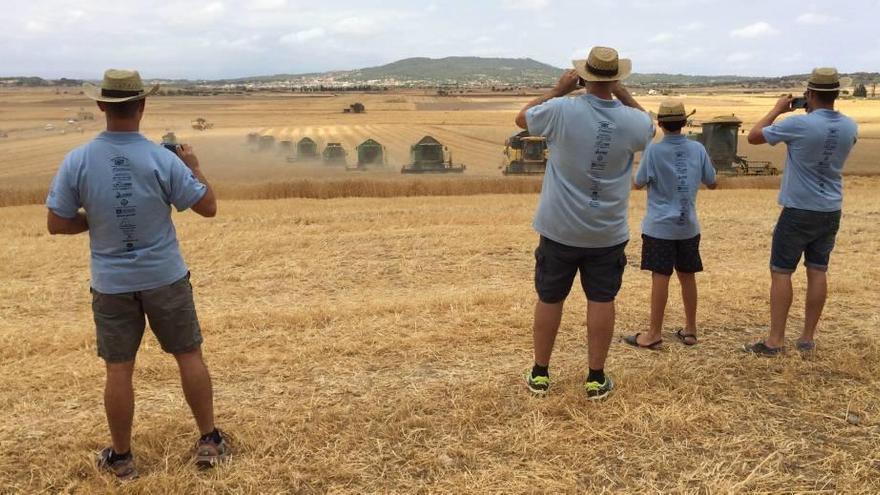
[[2, 178, 880, 492], [3, 88, 880, 207], [2, 88, 880, 493]]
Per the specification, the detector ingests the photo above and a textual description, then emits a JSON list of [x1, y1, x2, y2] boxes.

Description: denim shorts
[[91, 272, 203, 363], [770, 208, 841, 273], [534, 236, 628, 303]]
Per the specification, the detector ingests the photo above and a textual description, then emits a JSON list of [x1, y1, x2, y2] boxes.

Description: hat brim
[[572, 58, 632, 82], [802, 76, 852, 92], [83, 82, 160, 102], [657, 109, 696, 122]]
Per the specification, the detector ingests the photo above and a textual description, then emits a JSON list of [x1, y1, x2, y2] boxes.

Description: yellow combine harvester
[[502, 130, 548, 176]]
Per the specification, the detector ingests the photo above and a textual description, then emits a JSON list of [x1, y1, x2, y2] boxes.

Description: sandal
[[741, 341, 783, 357], [675, 329, 698, 346], [623, 333, 663, 350]]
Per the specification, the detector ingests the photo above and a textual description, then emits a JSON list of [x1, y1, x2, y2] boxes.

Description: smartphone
[[791, 97, 807, 110], [577, 77, 586, 87], [163, 143, 180, 154]]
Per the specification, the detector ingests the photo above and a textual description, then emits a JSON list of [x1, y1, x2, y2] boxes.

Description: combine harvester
[[322, 143, 348, 166], [287, 137, 319, 162], [400, 136, 465, 174], [190, 118, 213, 131], [347, 139, 387, 171], [689, 115, 778, 176], [502, 130, 548, 175]]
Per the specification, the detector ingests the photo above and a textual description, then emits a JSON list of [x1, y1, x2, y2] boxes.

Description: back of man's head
[[101, 99, 143, 119]]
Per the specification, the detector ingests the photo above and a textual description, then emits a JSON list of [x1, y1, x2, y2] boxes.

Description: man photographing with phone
[[743, 67, 858, 356], [515, 46, 653, 400], [46, 69, 227, 480]]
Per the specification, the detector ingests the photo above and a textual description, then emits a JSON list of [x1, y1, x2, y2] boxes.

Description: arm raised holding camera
[[748, 94, 793, 145]]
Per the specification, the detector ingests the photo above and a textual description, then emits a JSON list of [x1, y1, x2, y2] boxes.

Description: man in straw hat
[[515, 46, 654, 400], [46, 69, 226, 480], [625, 101, 716, 351], [743, 67, 858, 356]]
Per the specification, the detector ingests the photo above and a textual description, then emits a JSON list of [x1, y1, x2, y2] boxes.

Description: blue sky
[[3, 0, 878, 79]]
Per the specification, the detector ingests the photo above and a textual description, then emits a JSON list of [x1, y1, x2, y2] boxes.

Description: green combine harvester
[[400, 136, 465, 174], [348, 138, 387, 171]]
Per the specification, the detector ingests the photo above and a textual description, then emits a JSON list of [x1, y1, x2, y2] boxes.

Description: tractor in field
[[688, 115, 778, 176], [342, 103, 365, 114], [401, 136, 465, 174], [348, 138, 386, 171], [322, 143, 348, 166], [287, 137, 319, 162], [190, 118, 213, 131], [246, 132, 260, 146], [502, 130, 548, 175]]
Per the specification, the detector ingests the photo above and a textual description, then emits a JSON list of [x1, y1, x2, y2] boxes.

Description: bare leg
[[641, 273, 670, 344], [174, 347, 215, 435], [800, 268, 828, 344], [533, 302, 564, 367], [587, 300, 615, 370], [767, 272, 793, 348], [678, 271, 698, 337], [105, 360, 136, 454]]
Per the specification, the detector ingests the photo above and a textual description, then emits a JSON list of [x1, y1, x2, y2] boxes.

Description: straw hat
[[572, 46, 632, 82], [657, 100, 696, 122], [83, 69, 160, 103], [806, 67, 843, 92]]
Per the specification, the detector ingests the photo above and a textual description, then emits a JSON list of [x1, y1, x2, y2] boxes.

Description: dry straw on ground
[[1, 180, 879, 493]]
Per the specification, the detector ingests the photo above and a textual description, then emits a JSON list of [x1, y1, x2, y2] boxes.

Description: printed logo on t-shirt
[[589, 121, 616, 208], [817, 127, 839, 195], [109, 156, 139, 251]]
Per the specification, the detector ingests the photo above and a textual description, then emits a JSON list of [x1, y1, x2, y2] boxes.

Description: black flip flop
[[675, 329, 698, 346], [623, 333, 663, 350]]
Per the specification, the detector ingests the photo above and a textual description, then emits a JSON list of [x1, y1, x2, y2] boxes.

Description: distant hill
[[346, 57, 560, 85], [6, 57, 880, 89]]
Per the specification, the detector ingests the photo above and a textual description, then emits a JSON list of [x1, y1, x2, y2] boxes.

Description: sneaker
[[194, 430, 230, 468], [742, 341, 783, 357], [524, 371, 551, 395], [584, 375, 614, 401], [97, 447, 138, 481]]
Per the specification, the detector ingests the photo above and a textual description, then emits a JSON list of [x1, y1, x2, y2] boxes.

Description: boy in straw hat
[[624, 101, 716, 350], [515, 46, 654, 400], [743, 67, 858, 356], [46, 69, 227, 480]]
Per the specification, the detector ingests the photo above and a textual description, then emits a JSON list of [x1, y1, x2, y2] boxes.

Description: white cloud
[[649, 32, 677, 43], [796, 13, 840, 25], [279, 27, 326, 44], [247, 0, 287, 9], [502, 0, 550, 10], [726, 51, 753, 63], [730, 21, 778, 39], [201, 2, 226, 16], [473, 35, 493, 44], [333, 17, 381, 36], [683, 21, 704, 31], [24, 20, 49, 33]]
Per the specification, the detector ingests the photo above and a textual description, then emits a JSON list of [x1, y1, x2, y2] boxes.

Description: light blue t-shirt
[[47, 131, 207, 294], [763, 109, 858, 212], [526, 94, 654, 248], [634, 134, 716, 240]]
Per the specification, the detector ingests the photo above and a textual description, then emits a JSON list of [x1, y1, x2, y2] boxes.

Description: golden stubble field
[[1, 182, 880, 493], [1, 89, 880, 493], [2, 87, 880, 205]]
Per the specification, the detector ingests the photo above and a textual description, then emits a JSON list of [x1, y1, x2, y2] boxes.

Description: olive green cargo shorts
[[91, 273, 203, 363]]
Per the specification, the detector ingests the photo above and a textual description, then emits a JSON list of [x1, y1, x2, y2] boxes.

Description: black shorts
[[770, 207, 841, 273], [91, 272, 203, 363], [534, 236, 628, 304], [640, 234, 703, 276]]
